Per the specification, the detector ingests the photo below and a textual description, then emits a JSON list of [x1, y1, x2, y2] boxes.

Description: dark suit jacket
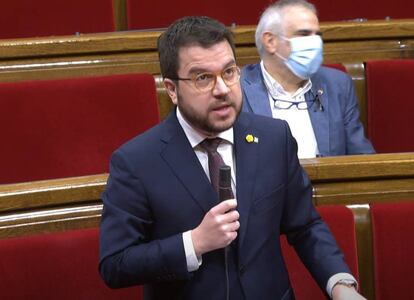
[[241, 63, 375, 156], [99, 111, 351, 299]]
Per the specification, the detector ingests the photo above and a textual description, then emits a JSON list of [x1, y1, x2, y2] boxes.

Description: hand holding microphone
[[192, 165, 239, 256]]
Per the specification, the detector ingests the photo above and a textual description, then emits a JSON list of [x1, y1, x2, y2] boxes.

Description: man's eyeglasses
[[169, 65, 241, 92], [272, 90, 324, 111], [273, 98, 316, 110]]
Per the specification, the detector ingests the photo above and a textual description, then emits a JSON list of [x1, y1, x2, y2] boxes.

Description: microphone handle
[[219, 186, 233, 202]]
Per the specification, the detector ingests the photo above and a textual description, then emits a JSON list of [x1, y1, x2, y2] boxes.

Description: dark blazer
[[99, 111, 351, 300], [241, 63, 375, 156]]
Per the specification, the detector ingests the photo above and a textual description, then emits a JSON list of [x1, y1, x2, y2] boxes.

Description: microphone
[[316, 89, 324, 112], [219, 165, 233, 202], [219, 165, 232, 300]]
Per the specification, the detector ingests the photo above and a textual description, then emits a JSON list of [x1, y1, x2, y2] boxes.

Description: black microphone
[[219, 165, 233, 202]]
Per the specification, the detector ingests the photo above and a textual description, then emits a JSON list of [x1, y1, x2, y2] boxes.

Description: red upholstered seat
[[0, 73, 159, 184], [0, 228, 141, 299], [126, 0, 412, 29], [366, 59, 414, 153], [0, 0, 114, 39], [281, 205, 359, 300], [371, 201, 414, 300], [126, 0, 270, 29]]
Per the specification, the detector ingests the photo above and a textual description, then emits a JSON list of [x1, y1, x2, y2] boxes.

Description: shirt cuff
[[326, 273, 358, 299], [182, 230, 202, 272]]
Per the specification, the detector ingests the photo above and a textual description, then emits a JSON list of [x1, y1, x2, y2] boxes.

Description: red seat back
[[0, 228, 141, 299], [281, 205, 359, 299], [126, 0, 270, 29], [366, 59, 414, 153], [371, 201, 414, 300], [0, 0, 114, 39], [0, 73, 159, 184]]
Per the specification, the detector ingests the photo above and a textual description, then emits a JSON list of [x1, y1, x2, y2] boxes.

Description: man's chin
[[207, 117, 235, 134]]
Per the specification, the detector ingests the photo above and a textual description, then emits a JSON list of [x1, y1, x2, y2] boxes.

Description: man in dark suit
[[99, 16, 365, 300], [241, 0, 375, 158]]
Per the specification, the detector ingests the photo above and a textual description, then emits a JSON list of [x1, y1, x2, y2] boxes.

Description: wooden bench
[[2, 153, 414, 299]]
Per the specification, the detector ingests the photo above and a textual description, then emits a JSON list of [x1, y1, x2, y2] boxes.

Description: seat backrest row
[[1, 59, 413, 184], [1, 203, 412, 299]]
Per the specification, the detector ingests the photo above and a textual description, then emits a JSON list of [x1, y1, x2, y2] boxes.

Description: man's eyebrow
[[187, 60, 237, 75], [295, 29, 322, 36]]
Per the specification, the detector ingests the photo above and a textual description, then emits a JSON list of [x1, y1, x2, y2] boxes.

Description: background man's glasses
[[273, 98, 315, 110], [169, 65, 241, 92]]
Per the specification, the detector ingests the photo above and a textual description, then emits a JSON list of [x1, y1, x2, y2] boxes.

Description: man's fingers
[[211, 199, 237, 214]]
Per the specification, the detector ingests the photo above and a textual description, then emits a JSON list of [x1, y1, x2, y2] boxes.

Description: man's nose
[[212, 76, 230, 96]]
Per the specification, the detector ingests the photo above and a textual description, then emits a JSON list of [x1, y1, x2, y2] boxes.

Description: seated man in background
[[241, 0, 375, 158]]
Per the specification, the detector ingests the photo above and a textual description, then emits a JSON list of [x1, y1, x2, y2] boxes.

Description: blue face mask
[[278, 35, 323, 79]]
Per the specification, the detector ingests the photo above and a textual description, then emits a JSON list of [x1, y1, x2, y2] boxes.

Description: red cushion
[[366, 60, 414, 153], [0, 228, 141, 299], [314, 0, 413, 21], [0, 73, 160, 184], [126, 0, 412, 29], [0, 0, 114, 39], [281, 205, 359, 300], [371, 201, 414, 300], [126, 0, 270, 29]]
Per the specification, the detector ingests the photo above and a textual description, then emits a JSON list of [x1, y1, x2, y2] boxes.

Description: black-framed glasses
[[168, 65, 241, 92], [272, 98, 316, 110]]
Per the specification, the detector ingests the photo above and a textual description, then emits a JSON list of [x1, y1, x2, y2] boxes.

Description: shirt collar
[[176, 107, 234, 148], [260, 60, 312, 101]]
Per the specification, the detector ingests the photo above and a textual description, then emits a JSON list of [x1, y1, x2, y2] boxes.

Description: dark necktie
[[199, 138, 233, 198]]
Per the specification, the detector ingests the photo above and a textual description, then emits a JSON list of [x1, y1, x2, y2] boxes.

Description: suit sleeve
[[99, 149, 190, 288], [342, 74, 375, 154], [280, 122, 352, 291]]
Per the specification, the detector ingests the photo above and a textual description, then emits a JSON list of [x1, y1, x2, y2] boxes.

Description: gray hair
[[255, 0, 317, 57]]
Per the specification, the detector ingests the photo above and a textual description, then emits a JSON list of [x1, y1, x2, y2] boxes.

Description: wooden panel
[[0, 205, 101, 239], [343, 63, 367, 130], [0, 174, 106, 213], [348, 205, 374, 300], [313, 178, 414, 205], [155, 76, 174, 120], [113, 0, 128, 31], [301, 152, 414, 181]]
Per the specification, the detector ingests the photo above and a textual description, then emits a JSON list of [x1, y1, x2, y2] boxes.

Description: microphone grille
[[219, 165, 231, 188]]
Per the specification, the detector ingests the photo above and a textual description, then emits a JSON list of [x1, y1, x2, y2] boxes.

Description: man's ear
[[262, 32, 278, 55], [163, 79, 178, 105]]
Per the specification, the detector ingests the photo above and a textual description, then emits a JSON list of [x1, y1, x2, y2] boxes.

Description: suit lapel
[[307, 82, 330, 156], [160, 113, 218, 213], [233, 115, 260, 253], [242, 64, 273, 117]]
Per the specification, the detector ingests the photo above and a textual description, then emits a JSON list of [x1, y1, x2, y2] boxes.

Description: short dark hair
[[157, 16, 236, 79]]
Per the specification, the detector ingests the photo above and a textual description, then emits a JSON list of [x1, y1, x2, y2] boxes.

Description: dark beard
[[177, 94, 241, 136]]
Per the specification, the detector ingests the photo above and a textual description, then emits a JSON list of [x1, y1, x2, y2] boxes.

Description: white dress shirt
[[176, 107, 236, 272], [260, 61, 320, 158]]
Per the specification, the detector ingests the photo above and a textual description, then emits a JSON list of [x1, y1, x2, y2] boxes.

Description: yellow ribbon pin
[[246, 134, 254, 143], [246, 134, 259, 143]]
